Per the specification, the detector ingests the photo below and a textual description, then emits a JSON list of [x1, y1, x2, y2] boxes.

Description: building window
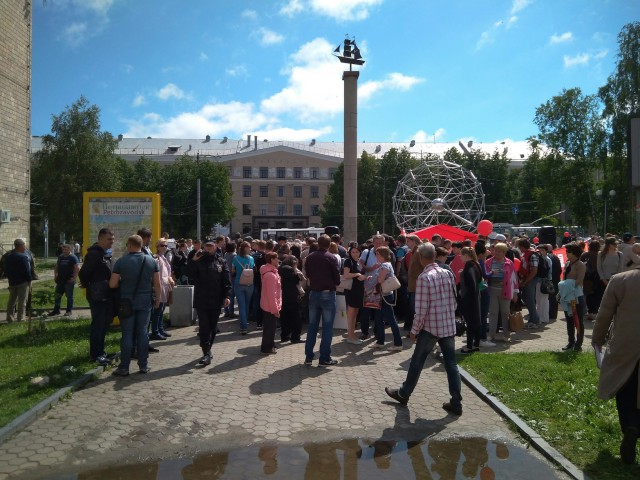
[[293, 205, 302, 216], [277, 186, 285, 197], [242, 223, 251, 234], [243, 167, 252, 178], [311, 186, 319, 198], [242, 204, 251, 215], [277, 204, 285, 216], [310, 205, 319, 216], [277, 167, 285, 178], [260, 186, 268, 197], [259, 204, 268, 215], [294, 167, 302, 179], [311, 167, 319, 179], [260, 167, 268, 178], [243, 185, 251, 197], [329, 168, 337, 179], [294, 186, 302, 198]]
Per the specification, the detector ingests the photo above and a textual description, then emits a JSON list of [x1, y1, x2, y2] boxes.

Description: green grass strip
[[457, 351, 640, 480], [0, 317, 120, 428]]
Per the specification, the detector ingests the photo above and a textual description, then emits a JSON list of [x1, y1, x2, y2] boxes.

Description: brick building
[[0, 0, 31, 252]]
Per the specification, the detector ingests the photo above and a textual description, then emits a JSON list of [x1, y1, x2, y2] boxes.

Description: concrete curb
[[0, 365, 105, 445], [458, 365, 590, 480]]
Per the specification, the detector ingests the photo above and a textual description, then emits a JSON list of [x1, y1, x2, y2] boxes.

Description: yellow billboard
[[83, 192, 161, 259]]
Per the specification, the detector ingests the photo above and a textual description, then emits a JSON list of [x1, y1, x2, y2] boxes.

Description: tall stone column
[[343, 71, 359, 244]]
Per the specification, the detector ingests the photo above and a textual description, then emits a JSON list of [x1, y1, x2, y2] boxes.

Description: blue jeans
[[118, 307, 151, 371], [53, 282, 75, 312], [151, 302, 166, 335], [374, 294, 402, 346], [522, 278, 540, 324], [225, 284, 236, 316], [399, 330, 462, 410], [235, 284, 254, 329], [89, 300, 113, 360], [305, 290, 336, 362]]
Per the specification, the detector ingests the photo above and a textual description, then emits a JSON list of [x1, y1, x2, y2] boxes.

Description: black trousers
[[617, 361, 640, 432], [197, 306, 221, 354], [280, 300, 301, 341], [261, 311, 278, 352], [563, 295, 585, 346]]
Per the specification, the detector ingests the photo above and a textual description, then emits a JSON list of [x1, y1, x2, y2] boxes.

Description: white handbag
[[381, 275, 401, 294]]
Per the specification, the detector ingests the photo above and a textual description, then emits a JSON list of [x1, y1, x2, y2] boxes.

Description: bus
[[259, 227, 326, 241]]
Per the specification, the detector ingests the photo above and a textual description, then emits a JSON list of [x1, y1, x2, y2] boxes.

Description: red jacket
[[260, 264, 282, 315]]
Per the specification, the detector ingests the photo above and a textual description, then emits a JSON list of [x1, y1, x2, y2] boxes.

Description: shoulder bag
[[381, 274, 401, 294], [118, 258, 146, 318]]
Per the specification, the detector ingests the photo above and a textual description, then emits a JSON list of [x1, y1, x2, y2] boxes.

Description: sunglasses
[[159, 244, 168, 247]]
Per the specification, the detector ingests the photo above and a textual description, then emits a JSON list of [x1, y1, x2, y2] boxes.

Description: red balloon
[[477, 219, 493, 237], [564, 231, 570, 237], [533, 237, 539, 244]]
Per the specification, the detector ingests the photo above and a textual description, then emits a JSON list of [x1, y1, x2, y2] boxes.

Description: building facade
[[0, 0, 31, 252]]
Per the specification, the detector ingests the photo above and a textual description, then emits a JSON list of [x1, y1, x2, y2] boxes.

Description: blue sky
[[31, 0, 636, 144]]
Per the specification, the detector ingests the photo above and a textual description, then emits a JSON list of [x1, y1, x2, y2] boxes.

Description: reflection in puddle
[[75, 437, 558, 479]]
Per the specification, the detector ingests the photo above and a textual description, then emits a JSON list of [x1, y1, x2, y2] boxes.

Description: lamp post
[[596, 189, 615, 235]]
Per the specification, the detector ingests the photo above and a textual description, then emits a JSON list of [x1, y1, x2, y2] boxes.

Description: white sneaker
[[372, 343, 385, 349], [389, 345, 403, 351], [480, 340, 496, 347]]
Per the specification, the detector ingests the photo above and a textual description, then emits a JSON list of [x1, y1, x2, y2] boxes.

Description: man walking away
[[385, 242, 462, 416], [304, 234, 340, 366], [5, 239, 32, 323]]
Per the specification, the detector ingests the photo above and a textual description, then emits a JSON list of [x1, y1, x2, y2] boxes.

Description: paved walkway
[[0, 308, 583, 479]]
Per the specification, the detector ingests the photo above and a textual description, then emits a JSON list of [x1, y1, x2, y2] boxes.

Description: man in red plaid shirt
[[385, 242, 463, 415]]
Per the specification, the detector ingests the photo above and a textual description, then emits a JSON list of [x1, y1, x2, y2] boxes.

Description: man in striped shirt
[[385, 242, 463, 415]]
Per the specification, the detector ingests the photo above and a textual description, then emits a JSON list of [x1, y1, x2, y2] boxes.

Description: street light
[[596, 189, 616, 235]]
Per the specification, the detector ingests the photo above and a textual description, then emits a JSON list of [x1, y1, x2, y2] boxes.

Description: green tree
[[599, 21, 640, 232], [120, 156, 163, 192], [533, 88, 606, 227], [31, 96, 120, 243], [160, 156, 234, 238]]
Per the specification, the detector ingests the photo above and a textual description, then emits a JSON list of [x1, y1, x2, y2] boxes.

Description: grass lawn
[[457, 351, 640, 480], [0, 280, 90, 311], [0, 316, 121, 428]]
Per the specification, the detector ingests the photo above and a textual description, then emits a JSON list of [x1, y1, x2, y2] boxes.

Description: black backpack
[[536, 253, 549, 278]]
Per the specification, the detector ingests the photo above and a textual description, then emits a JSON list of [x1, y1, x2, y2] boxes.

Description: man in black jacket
[[79, 228, 115, 366], [547, 244, 562, 320], [187, 240, 231, 366]]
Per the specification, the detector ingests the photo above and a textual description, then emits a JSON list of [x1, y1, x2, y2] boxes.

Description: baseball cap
[[204, 240, 216, 246], [623, 232, 635, 242], [494, 234, 507, 242]]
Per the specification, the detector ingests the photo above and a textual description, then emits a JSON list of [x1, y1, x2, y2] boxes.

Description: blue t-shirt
[[233, 255, 254, 287], [56, 254, 79, 283], [113, 252, 159, 307]]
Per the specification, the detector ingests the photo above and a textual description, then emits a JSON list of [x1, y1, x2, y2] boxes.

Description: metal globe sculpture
[[392, 158, 486, 231]]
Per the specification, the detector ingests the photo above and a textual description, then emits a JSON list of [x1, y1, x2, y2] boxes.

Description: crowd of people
[[3, 225, 640, 463]]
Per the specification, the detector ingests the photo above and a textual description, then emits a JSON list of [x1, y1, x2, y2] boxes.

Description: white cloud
[[563, 49, 608, 68], [511, 0, 532, 14], [280, 0, 382, 21], [60, 22, 88, 48], [81, 0, 116, 13], [256, 27, 284, 46], [550, 32, 573, 45], [507, 16, 518, 28], [412, 129, 446, 143], [241, 9, 258, 20], [132, 95, 146, 107], [359, 73, 425, 100], [476, 31, 494, 50], [279, 0, 304, 17], [157, 83, 187, 101], [226, 65, 248, 77], [120, 64, 133, 74], [199, 52, 209, 61], [125, 36, 420, 140]]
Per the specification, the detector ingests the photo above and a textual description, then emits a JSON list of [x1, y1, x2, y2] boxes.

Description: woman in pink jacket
[[260, 252, 282, 354], [485, 242, 519, 342]]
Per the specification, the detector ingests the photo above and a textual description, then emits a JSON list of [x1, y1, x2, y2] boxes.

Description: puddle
[[56, 437, 558, 479]]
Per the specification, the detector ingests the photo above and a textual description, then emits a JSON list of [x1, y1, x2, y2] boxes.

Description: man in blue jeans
[[109, 234, 161, 376], [385, 242, 463, 415], [304, 234, 340, 366], [48, 244, 79, 317]]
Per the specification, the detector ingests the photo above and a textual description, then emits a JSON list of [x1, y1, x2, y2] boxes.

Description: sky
[[31, 0, 637, 144]]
